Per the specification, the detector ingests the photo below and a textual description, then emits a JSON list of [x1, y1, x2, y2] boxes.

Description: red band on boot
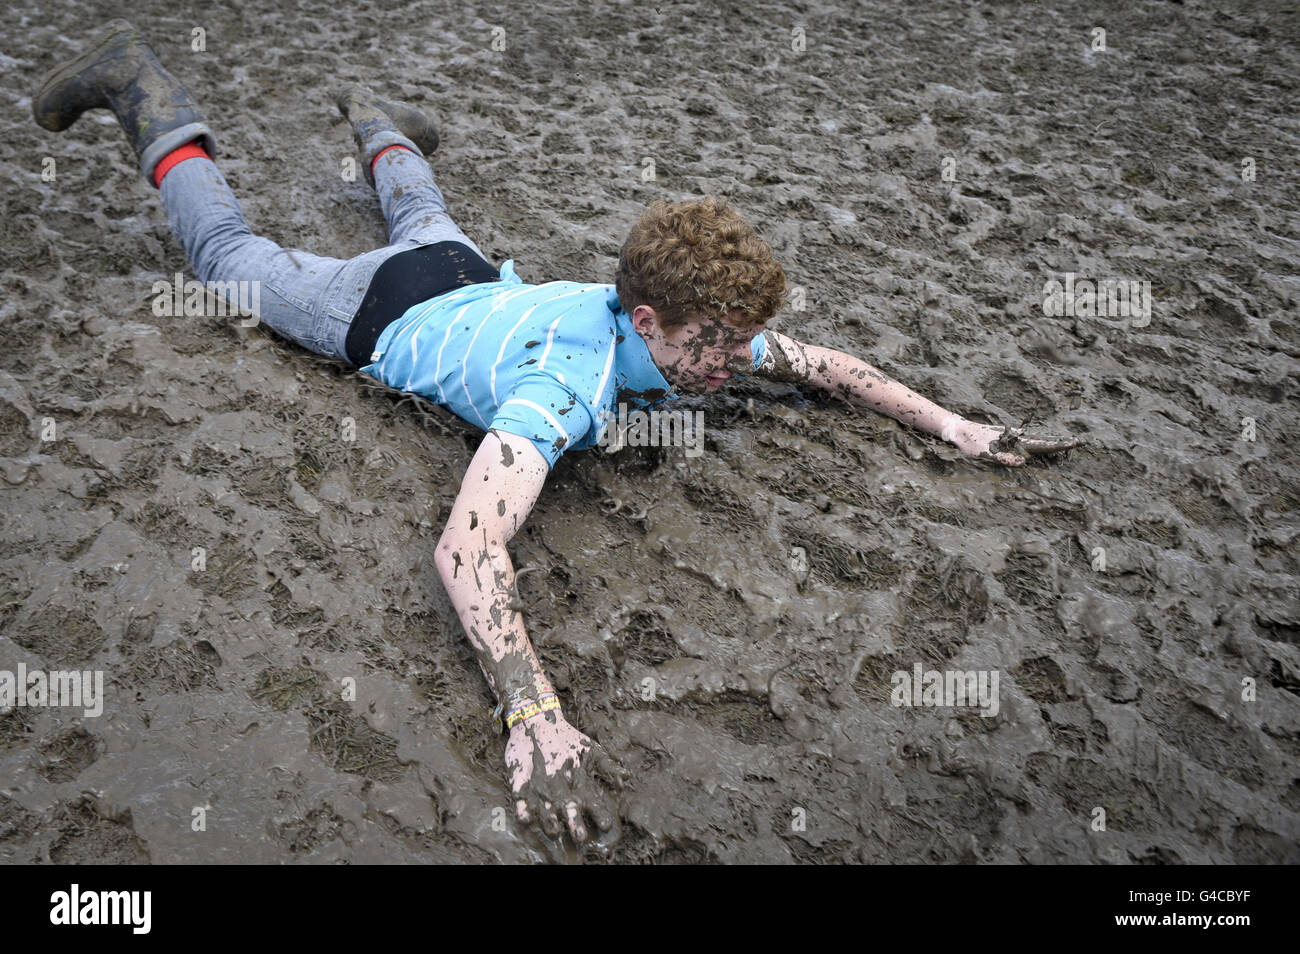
[[371, 144, 413, 178], [153, 141, 210, 187]]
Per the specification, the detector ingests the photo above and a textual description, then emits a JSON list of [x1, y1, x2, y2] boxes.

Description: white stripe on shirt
[[499, 397, 569, 441]]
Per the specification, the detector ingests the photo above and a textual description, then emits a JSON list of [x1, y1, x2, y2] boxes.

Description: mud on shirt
[[360, 260, 768, 468]]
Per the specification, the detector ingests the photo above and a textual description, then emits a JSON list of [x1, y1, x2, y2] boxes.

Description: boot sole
[[33, 18, 139, 131]]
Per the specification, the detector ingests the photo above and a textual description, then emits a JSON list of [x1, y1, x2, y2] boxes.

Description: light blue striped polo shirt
[[360, 260, 768, 468]]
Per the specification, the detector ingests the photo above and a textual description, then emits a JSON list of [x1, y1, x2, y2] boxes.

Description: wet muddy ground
[[1, 0, 1298, 863]]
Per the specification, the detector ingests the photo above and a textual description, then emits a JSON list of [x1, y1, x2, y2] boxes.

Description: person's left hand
[[945, 418, 1084, 467]]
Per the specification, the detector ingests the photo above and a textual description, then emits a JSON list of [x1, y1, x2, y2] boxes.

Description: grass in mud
[[190, 534, 258, 598], [996, 550, 1057, 610], [121, 639, 222, 693], [786, 525, 902, 590], [38, 727, 101, 782], [48, 796, 148, 864], [904, 552, 989, 627], [8, 607, 106, 667], [251, 665, 404, 782]]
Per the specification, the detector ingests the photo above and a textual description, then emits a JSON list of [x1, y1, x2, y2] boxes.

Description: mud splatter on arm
[[435, 429, 626, 842], [434, 429, 553, 711], [758, 330, 959, 439]]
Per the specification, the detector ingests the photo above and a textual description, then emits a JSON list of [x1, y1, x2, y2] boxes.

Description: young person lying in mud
[[34, 21, 1082, 845]]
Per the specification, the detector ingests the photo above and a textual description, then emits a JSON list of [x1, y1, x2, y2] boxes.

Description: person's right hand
[[505, 709, 627, 842]]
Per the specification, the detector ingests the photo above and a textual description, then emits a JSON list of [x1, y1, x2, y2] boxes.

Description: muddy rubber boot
[[334, 84, 439, 187], [32, 18, 216, 186]]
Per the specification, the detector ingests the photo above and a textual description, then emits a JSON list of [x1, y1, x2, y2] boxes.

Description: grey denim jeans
[[157, 144, 488, 362]]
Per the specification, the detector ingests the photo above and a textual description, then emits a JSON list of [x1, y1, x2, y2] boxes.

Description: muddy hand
[[949, 419, 1084, 467], [506, 711, 627, 842]]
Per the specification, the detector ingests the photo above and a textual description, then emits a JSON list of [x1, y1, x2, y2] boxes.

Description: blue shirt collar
[[503, 267, 675, 407]]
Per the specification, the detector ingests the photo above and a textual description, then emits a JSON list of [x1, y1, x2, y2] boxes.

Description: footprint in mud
[[126, 503, 192, 549], [1039, 706, 1109, 756], [1087, 662, 1142, 704], [0, 400, 31, 457], [978, 369, 1049, 417], [271, 596, 326, 637], [613, 609, 683, 670], [1194, 295, 1253, 341], [308, 700, 405, 782], [1126, 517, 1181, 550], [0, 708, 35, 755], [1171, 484, 1242, 530], [690, 690, 789, 746], [783, 834, 858, 864], [897, 553, 988, 664], [190, 534, 258, 599], [1025, 753, 1163, 834], [905, 781, 1006, 848], [1013, 655, 1070, 704], [853, 652, 903, 706], [540, 650, 611, 701], [681, 477, 756, 529], [10, 607, 106, 667], [875, 809, 968, 864], [38, 726, 103, 782], [1081, 444, 1144, 486], [997, 550, 1058, 610], [1231, 823, 1300, 864], [250, 665, 405, 783], [48, 796, 149, 864], [274, 802, 356, 854], [785, 525, 902, 590], [372, 608, 446, 672], [1142, 693, 1269, 792], [607, 821, 711, 864], [0, 793, 36, 844], [120, 639, 222, 695]]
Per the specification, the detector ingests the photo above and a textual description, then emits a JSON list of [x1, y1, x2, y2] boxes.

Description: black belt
[[344, 240, 501, 367]]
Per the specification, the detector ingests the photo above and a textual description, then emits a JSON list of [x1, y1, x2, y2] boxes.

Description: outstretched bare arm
[[434, 428, 626, 842], [751, 330, 1082, 465]]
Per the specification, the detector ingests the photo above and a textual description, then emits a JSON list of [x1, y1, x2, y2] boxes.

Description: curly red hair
[[615, 196, 786, 330]]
